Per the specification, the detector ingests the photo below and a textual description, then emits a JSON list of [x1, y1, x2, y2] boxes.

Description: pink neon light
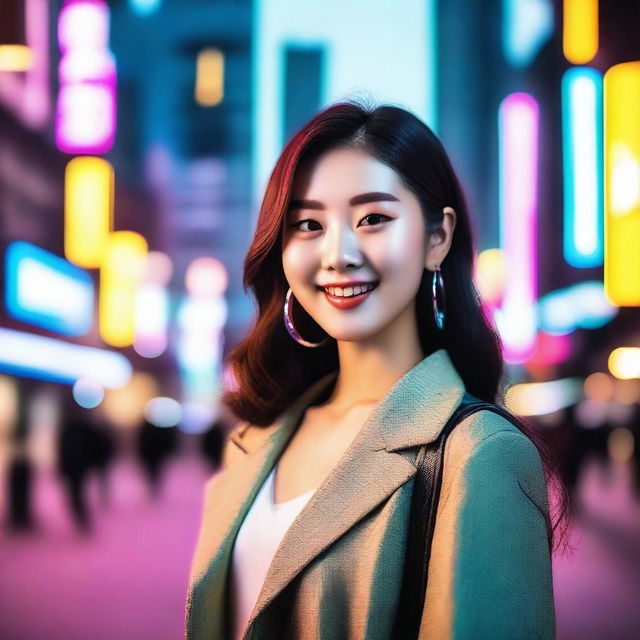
[[499, 93, 539, 363], [56, 0, 116, 154], [58, 0, 110, 51], [22, 0, 50, 127], [0, 0, 50, 128], [529, 332, 572, 367]]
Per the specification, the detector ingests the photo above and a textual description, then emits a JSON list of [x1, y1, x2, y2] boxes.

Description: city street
[[1, 453, 639, 640]]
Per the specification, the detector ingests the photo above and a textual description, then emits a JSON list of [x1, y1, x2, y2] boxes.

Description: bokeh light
[[185, 256, 228, 297], [144, 396, 181, 428], [607, 427, 634, 463], [145, 251, 173, 286], [72, 377, 105, 408], [101, 371, 158, 429], [504, 377, 584, 416], [99, 231, 149, 347], [608, 347, 640, 380], [0, 44, 32, 71], [475, 248, 507, 306], [583, 371, 615, 402]]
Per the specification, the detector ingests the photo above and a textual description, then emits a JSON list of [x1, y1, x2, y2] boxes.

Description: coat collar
[[231, 347, 466, 455], [190, 348, 466, 637]]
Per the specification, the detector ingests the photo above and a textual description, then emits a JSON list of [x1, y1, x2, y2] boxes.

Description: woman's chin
[[321, 326, 385, 344]]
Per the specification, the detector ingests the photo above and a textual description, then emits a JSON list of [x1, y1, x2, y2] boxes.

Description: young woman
[[185, 101, 571, 640]]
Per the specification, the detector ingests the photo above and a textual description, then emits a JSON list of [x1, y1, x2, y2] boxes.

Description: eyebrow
[[288, 191, 400, 211]]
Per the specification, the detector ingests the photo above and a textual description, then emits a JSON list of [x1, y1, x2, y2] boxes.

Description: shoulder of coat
[[454, 405, 524, 444], [441, 405, 530, 468]]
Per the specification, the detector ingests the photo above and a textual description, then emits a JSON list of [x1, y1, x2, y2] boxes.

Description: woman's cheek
[[386, 225, 427, 279], [282, 242, 313, 282]]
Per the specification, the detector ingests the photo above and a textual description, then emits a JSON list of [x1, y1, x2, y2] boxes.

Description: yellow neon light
[[0, 45, 32, 71], [563, 0, 598, 64], [475, 248, 507, 306], [608, 347, 640, 380], [195, 48, 224, 107], [64, 157, 114, 268], [604, 62, 640, 306], [99, 231, 148, 347]]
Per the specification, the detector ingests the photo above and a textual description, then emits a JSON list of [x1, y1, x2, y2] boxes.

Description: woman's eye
[[289, 214, 391, 233], [289, 219, 322, 232], [359, 213, 392, 226]]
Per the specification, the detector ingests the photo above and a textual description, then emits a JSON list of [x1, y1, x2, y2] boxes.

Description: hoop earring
[[284, 287, 331, 348], [432, 266, 446, 330]]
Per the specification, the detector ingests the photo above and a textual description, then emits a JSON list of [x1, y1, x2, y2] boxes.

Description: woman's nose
[[320, 223, 363, 271]]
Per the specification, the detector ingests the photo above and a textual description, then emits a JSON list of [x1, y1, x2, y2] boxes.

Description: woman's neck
[[319, 341, 428, 419]]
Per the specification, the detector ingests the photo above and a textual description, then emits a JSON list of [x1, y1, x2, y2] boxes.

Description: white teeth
[[324, 283, 376, 298]]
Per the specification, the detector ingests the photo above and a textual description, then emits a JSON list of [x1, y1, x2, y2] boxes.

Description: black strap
[[392, 394, 535, 638]]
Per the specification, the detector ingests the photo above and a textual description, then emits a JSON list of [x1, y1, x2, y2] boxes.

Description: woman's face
[[282, 145, 447, 344]]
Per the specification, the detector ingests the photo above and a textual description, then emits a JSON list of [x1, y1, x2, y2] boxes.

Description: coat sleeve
[[420, 428, 556, 640]]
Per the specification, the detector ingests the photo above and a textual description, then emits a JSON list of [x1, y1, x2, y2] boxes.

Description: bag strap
[[392, 393, 531, 638]]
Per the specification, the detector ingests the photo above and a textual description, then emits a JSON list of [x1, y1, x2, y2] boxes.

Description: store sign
[[5, 241, 94, 336]]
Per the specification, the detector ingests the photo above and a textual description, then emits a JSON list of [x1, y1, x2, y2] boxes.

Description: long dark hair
[[221, 99, 573, 553]]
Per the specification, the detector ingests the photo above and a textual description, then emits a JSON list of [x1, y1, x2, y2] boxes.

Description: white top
[[230, 464, 316, 640]]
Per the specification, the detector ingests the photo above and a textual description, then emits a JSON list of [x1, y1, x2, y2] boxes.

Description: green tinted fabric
[[185, 349, 555, 639], [453, 431, 555, 639]]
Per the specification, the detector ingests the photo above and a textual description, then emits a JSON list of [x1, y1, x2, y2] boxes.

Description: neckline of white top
[[268, 465, 316, 509]]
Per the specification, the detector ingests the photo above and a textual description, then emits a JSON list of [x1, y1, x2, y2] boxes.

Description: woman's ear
[[425, 206, 457, 270]]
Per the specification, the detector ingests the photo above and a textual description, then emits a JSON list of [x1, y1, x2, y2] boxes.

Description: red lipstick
[[320, 282, 379, 310]]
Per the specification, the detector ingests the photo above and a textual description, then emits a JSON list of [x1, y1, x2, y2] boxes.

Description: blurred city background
[[0, 0, 639, 638]]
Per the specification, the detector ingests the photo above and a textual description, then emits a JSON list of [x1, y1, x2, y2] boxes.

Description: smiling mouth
[[315, 281, 380, 298]]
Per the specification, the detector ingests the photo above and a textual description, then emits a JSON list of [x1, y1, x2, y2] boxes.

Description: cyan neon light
[[5, 241, 94, 336], [498, 93, 539, 363], [0, 328, 132, 388], [502, 0, 554, 69], [538, 281, 617, 334], [128, 0, 162, 16], [176, 292, 227, 431], [562, 67, 603, 267]]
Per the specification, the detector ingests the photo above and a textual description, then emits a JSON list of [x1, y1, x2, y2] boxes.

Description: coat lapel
[[241, 348, 467, 634], [187, 348, 466, 638], [186, 372, 338, 637]]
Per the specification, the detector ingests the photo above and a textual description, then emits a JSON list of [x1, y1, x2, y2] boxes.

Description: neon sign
[[56, 0, 116, 154]]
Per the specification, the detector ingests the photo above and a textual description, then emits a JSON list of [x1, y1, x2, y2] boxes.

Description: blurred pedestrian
[[200, 418, 226, 470], [136, 418, 178, 498], [90, 415, 116, 508], [57, 404, 109, 534], [6, 442, 35, 532]]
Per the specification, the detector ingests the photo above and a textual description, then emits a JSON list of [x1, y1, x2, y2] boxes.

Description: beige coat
[[185, 349, 555, 639]]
